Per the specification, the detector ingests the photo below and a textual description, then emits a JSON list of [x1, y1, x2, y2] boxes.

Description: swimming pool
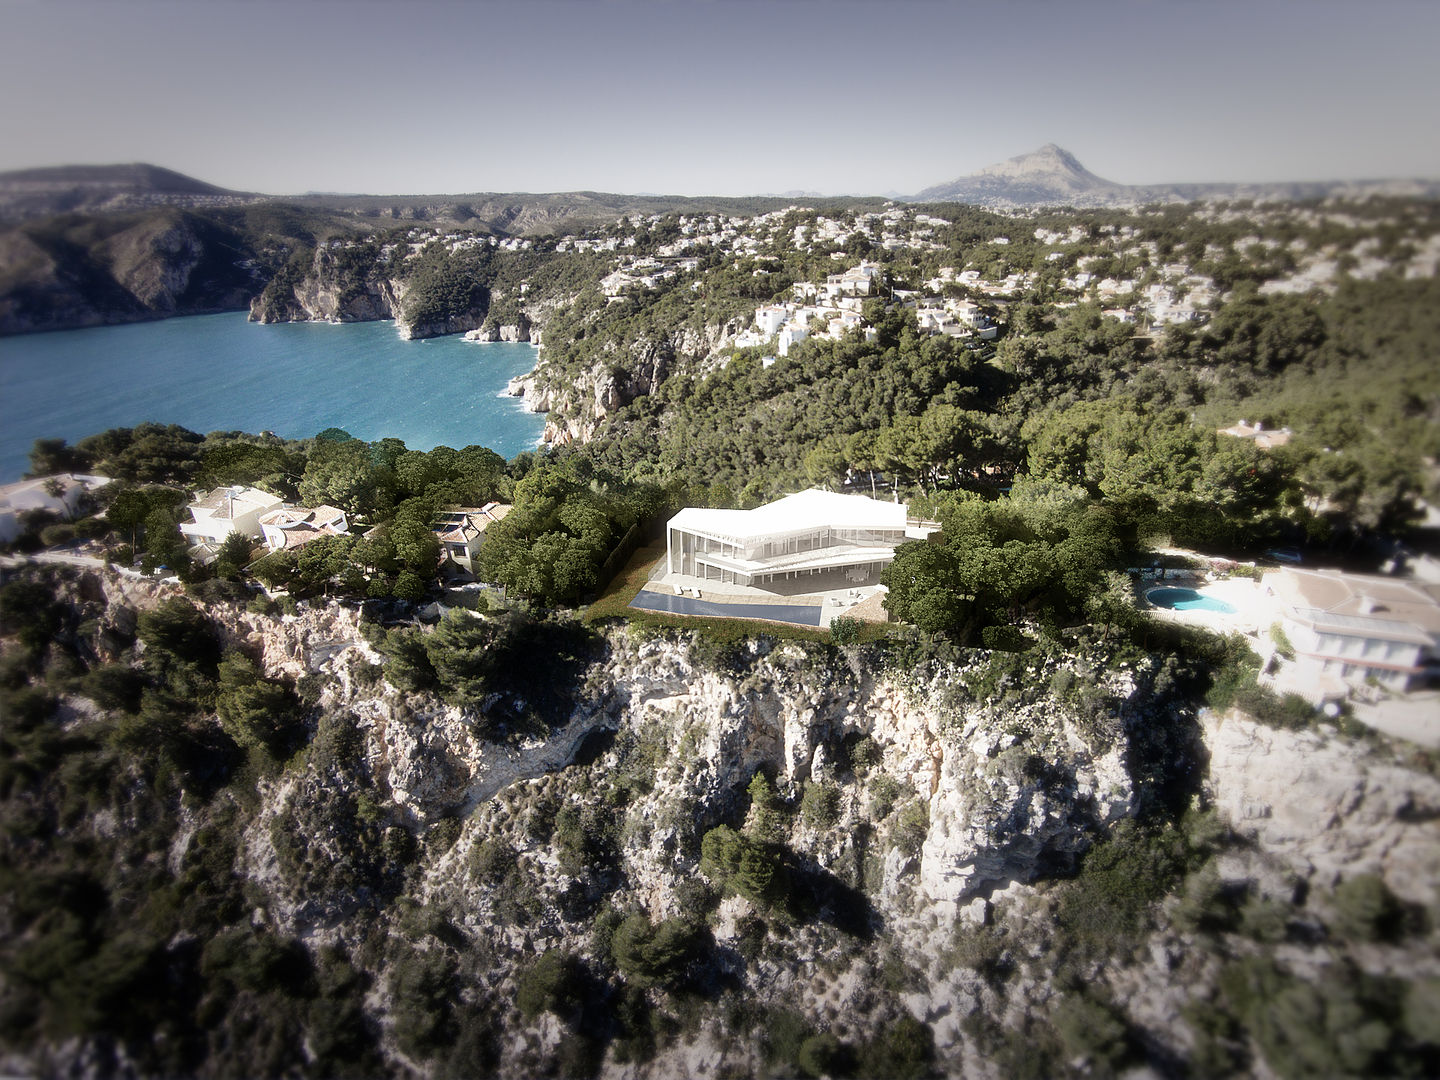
[[1147, 587, 1237, 614]]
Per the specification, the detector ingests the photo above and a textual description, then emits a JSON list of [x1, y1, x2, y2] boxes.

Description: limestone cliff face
[[230, 616, 1144, 929], [247, 246, 492, 339], [1201, 708, 1440, 907], [248, 246, 406, 326], [530, 318, 744, 445]]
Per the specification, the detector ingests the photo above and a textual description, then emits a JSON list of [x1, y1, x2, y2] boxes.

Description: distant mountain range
[[4, 150, 1438, 227], [910, 143, 1440, 208]]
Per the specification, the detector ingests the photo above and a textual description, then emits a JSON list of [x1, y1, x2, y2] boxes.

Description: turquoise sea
[[0, 313, 546, 480]]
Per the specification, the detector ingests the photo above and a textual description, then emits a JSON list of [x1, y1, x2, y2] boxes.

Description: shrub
[[39, 523, 76, 547], [846, 734, 880, 772], [1052, 993, 1130, 1075], [745, 770, 784, 842], [801, 782, 840, 830], [857, 1014, 933, 1080], [389, 951, 457, 1059], [80, 664, 145, 713], [609, 913, 699, 989], [425, 817, 462, 859], [516, 950, 582, 1021], [1328, 873, 1404, 942], [892, 800, 929, 856], [1171, 864, 1243, 935], [798, 1032, 849, 1078], [868, 775, 903, 820], [1056, 819, 1200, 952], [761, 1009, 813, 1069], [700, 825, 787, 909], [830, 616, 862, 645], [1269, 621, 1295, 659], [1217, 956, 1402, 1079], [982, 624, 1034, 652], [1, 685, 58, 731]]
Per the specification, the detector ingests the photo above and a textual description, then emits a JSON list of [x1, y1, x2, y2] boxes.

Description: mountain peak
[[976, 144, 1101, 182], [914, 144, 1124, 206]]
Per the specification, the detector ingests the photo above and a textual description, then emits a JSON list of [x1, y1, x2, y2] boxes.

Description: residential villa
[[0, 473, 112, 543], [664, 489, 921, 590], [1267, 567, 1440, 692], [431, 503, 512, 575], [258, 504, 350, 553], [179, 486, 284, 548]]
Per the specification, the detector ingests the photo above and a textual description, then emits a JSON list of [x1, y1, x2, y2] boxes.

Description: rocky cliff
[[526, 318, 743, 445], [0, 209, 260, 334], [10, 567, 1437, 1079]]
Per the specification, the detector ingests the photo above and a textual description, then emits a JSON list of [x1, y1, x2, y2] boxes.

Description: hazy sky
[[1, 0, 1435, 196]]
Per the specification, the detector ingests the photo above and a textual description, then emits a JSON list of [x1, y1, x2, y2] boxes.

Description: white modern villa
[[664, 489, 916, 590], [1267, 567, 1440, 692]]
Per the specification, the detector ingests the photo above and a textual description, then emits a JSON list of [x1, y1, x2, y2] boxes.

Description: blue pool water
[[0, 312, 546, 479], [1147, 587, 1237, 614], [630, 590, 823, 626]]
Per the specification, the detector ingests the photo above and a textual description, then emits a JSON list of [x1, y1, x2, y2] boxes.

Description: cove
[[0, 313, 547, 481]]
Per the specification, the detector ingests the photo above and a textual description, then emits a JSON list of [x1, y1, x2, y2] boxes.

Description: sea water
[[0, 312, 546, 480]]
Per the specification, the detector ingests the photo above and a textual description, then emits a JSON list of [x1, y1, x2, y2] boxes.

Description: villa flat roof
[[669, 489, 906, 541], [1273, 567, 1440, 642]]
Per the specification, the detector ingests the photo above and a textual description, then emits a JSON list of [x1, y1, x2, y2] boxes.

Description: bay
[[0, 313, 546, 481]]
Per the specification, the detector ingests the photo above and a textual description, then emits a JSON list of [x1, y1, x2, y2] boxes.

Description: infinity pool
[[1147, 587, 1237, 614]]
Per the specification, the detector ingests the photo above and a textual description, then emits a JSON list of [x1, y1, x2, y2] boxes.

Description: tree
[[299, 440, 393, 519], [609, 914, 699, 989], [215, 652, 299, 758], [214, 531, 254, 579]]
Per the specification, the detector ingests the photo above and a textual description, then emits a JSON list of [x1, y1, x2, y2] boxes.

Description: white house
[[431, 503, 512, 575], [777, 325, 809, 356], [179, 486, 283, 547], [258, 504, 350, 553], [1267, 567, 1440, 692], [665, 489, 914, 589], [754, 305, 790, 336], [0, 473, 112, 543]]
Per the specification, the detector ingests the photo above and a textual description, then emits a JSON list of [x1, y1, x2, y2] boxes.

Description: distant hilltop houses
[[733, 261, 999, 356]]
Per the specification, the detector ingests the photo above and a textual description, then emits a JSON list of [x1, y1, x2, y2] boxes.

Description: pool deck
[[1144, 571, 1439, 744], [1143, 575, 1274, 636], [637, 566, 889, 628]]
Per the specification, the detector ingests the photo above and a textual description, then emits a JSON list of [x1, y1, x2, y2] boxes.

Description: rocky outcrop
[[464, 314, 533, 343], [25, 566, 1440, 1080], [248, 244, 406, 327], [1201, 708, 1440, 906]]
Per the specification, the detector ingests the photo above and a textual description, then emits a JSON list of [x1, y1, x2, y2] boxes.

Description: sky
[[1, 0, 1436, 197]]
